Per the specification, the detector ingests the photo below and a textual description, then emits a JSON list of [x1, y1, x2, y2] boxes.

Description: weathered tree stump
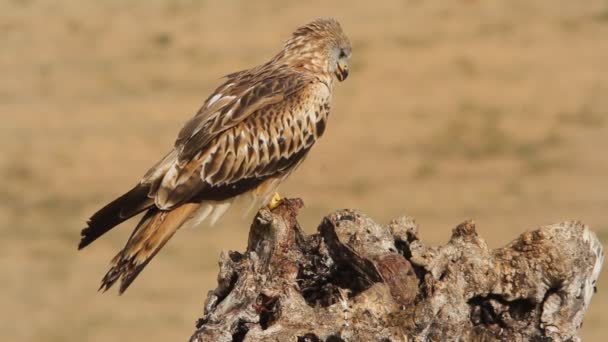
[[190, 198, 603, 342]]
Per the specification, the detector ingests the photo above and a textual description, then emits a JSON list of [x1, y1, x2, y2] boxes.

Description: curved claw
[[268, 192, 283, 210]]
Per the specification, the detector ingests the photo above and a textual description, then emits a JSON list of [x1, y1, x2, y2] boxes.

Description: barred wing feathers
[[154, 68, 327, 210]]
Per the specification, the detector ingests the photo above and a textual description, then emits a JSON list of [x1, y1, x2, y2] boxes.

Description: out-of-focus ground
[[2, 0, 607, 340]]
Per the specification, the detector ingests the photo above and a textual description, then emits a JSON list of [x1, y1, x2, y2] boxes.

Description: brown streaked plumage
[[79, 17, 352, 294]]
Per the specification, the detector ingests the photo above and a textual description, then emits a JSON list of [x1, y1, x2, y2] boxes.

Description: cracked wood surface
[[190, 198, 603, 342]]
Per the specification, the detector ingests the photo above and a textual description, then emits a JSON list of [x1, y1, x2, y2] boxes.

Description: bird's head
[[278, 18, 352, 82]]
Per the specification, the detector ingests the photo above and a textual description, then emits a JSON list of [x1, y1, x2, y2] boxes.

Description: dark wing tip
[[76, 184, 154, 250], [77, 226, 93, 250]]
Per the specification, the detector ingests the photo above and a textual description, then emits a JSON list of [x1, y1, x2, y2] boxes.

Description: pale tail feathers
[[100, 202, 200, 294], [189, 202, 214, 227], [208, 200, 233, 226], [186, 181, 281, 231], [244, 177, 283, 216], [186, 199, 234, 229], [98, 180, 285, 294]]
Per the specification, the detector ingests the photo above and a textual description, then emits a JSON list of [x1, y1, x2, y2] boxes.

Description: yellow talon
[[268, 192, 282, 210]]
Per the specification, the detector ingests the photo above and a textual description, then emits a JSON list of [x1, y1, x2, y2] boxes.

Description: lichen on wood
[[190, 198, 603, 342]]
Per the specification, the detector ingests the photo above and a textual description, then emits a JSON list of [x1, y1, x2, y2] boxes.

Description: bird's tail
[[99, 202, 200, 294]]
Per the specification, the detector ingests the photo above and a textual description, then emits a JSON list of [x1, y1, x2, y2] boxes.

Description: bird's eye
[[339, 49, 347, 58]]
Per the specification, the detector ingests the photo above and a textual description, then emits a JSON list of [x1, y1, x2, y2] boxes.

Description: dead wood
[[190, 198, 603, 342]]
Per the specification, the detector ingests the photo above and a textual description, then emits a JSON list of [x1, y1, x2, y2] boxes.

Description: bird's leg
[[268, 192, 283, 210]]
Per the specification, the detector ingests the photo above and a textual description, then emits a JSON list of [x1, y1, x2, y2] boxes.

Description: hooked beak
[[335, 60, 349, 82]]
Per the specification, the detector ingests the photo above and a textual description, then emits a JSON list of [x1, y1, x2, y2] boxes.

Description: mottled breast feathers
[[144, 64, 332, 210]]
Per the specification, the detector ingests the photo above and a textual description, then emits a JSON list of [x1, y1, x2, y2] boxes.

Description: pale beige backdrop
[[2, 0, 607, 341]]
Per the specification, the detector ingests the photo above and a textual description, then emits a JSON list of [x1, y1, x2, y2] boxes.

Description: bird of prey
[[78, 18, 352, 294]]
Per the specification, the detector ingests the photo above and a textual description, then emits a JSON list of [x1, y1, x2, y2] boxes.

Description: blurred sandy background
[[2, 0, 607, 340]]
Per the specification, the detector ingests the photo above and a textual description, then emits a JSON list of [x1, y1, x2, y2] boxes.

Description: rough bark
[[190, 198, 604, 342]]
